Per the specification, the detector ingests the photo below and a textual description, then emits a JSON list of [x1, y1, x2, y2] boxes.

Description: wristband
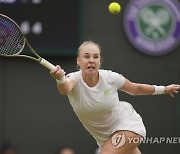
[[56, 76, 66, 84], [153, 85, 165, 95]]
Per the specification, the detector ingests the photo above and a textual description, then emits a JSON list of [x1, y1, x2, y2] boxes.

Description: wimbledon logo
[[124, 0, 180, 56]]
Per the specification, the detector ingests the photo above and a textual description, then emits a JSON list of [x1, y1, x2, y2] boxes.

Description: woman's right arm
[[50, 65, 76, 95]]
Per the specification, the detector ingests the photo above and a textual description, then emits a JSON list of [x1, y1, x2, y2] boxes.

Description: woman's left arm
[[121, 78, 180, 97]]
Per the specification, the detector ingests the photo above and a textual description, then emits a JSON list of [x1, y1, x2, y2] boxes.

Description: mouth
[[87, 66, 95, 70]]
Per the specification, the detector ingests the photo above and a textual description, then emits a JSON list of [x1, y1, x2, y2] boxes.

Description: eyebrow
[[83, 53, 99, 55]]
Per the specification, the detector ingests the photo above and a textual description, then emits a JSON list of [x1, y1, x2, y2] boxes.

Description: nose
[[89, 57, 94, 63]]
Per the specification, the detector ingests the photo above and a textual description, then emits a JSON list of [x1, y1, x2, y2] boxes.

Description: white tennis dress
[[67, 69, 146, 147]]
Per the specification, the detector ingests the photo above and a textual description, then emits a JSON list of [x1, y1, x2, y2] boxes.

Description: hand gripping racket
[[0, 13, 57, 71]]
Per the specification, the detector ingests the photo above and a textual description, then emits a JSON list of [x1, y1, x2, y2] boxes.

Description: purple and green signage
[[124, 0, 180, 56]]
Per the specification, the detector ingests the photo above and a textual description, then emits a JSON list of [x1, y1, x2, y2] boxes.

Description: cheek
[[97, 60, 101, 66], [78, 60, 87, 68]]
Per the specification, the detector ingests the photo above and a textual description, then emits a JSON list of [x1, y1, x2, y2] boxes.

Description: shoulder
[[66, 71, 81, 81], [99, 69, 123, 78], [99, 69, 125, 89], [99, 69, 113, 76], [67, 71, 80, 76], [99, 69, 116, 82]]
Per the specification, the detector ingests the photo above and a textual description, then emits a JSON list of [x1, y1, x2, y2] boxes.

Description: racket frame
[[0, 14, 56, 70]]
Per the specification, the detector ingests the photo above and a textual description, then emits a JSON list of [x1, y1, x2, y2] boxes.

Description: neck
[[82, 72, 99, 87]]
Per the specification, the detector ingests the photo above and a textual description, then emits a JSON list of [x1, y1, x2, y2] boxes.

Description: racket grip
[[40, 58, 56, 70]]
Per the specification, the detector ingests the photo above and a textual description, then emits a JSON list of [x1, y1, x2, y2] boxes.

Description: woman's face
[[77, 43, 101, 75]]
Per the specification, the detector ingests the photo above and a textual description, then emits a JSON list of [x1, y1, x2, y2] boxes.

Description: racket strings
[[0, 17, 24, 55]]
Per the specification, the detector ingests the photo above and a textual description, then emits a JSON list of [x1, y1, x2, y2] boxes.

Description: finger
[[56, 65, 61, 70], [50, 65, 61, 74], [50, 70, 56, 75], [171, 87, 180, 93], [177, 86, 180, 90], [50, 68, 58, 74], [60, 71, 66, 79], [170, 93, 174, 98], [55, 69, 66, 80], [174, 86, 180, 89], [56, 69, 64, 75], [61, 69, 66, 76], [172, 84, 180, 88], [173, 90, 179, 94]]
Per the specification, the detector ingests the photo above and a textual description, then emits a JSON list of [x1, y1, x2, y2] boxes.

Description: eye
[[94, 55, 99, 59], [83, 55, 90, 58]]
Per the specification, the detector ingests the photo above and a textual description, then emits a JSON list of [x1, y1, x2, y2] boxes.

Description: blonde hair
[[77, 41, 101, 57]]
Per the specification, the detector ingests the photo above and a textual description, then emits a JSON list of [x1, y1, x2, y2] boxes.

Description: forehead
[[80, 44, 100, 54]]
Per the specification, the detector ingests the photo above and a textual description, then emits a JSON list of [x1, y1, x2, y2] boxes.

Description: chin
[[85, 69, 97, 74]]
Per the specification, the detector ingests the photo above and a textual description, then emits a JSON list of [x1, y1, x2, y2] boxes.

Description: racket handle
[[40, 58, 66, 83], [40, 58, 56, 70]]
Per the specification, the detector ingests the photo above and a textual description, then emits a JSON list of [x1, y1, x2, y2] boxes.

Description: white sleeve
[[111, 71, 125, 90]]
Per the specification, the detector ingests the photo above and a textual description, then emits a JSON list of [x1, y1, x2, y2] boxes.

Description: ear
[[77, 57, 80, 65]]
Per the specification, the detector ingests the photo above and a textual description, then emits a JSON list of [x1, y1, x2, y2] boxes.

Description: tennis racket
[[0, 13, 57, 71]]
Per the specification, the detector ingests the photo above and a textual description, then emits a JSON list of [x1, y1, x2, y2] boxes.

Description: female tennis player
[[50, 41, 180, 154]]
